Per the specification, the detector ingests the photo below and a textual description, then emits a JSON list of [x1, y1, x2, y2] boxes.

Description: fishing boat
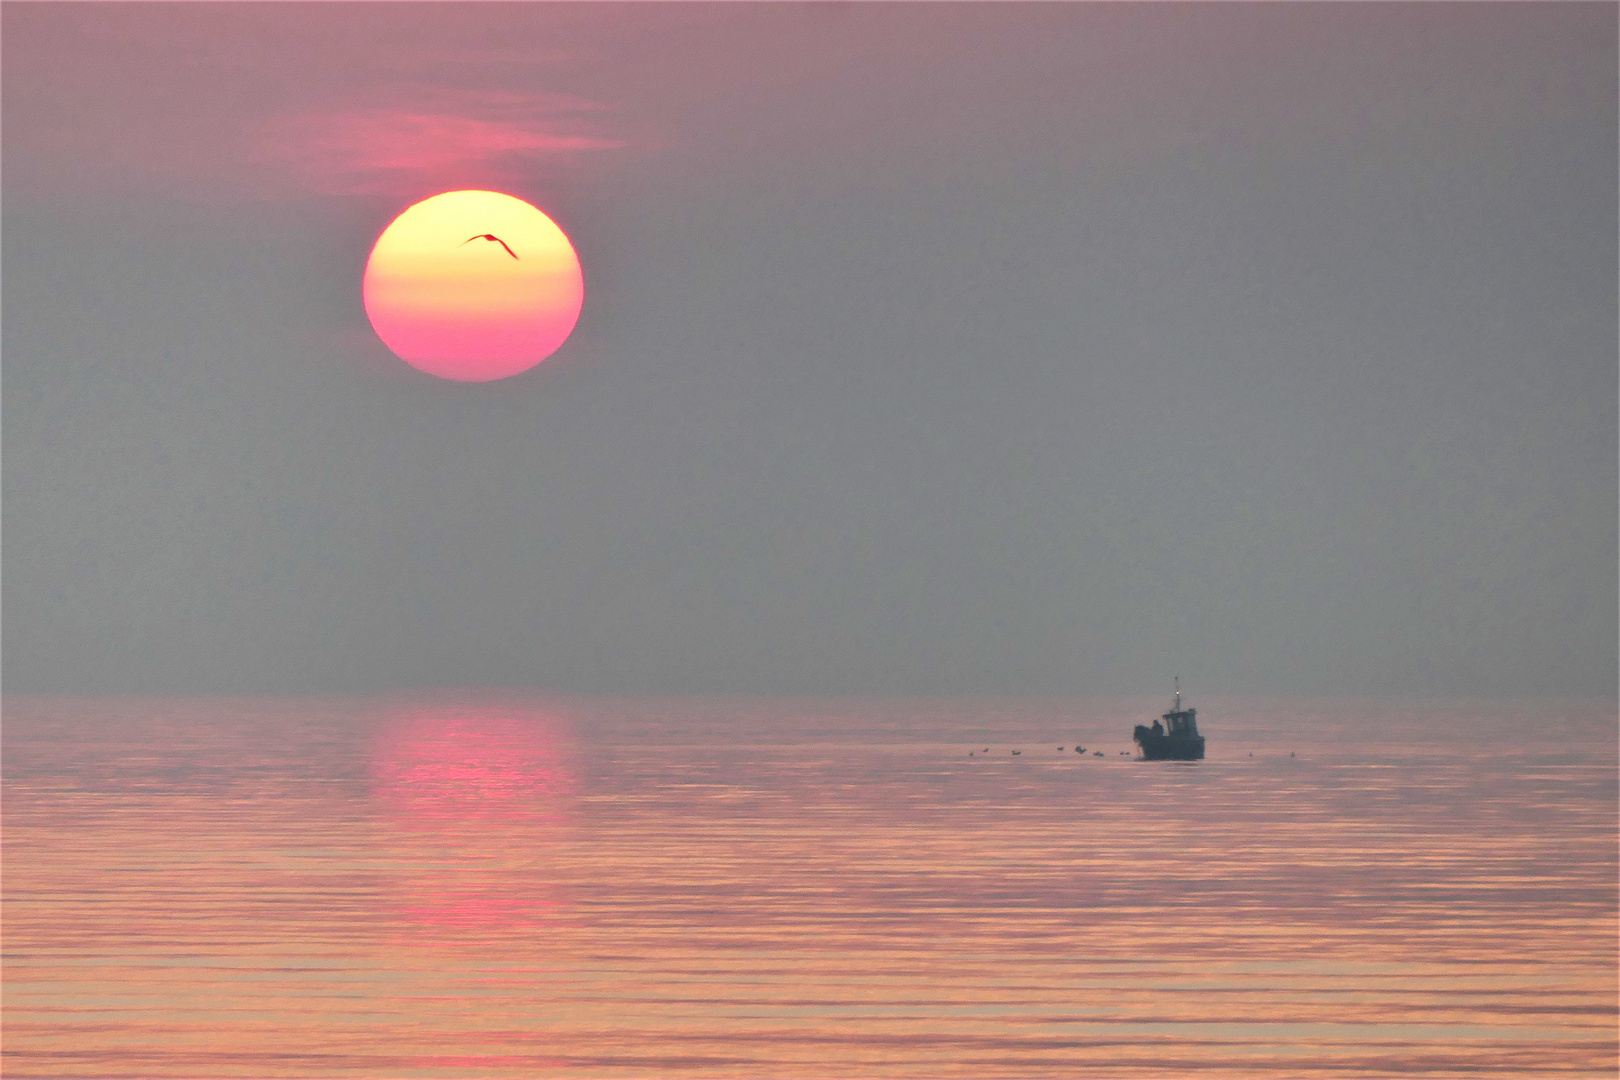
[[1133, 678, 1205, 761]]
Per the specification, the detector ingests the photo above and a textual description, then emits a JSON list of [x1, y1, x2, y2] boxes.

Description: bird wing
[[459, 234, 520, 259]]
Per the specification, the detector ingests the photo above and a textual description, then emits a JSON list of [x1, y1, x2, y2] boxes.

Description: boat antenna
[[1174, 676, 1180, 712]]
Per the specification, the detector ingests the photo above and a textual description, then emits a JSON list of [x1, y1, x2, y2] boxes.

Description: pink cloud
[[252, 90, 623, 197]]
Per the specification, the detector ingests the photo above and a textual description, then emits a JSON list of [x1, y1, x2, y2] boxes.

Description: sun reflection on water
[[369, 700, 577, 938]]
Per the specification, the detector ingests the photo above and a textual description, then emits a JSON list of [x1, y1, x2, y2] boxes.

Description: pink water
[[4, 694, 1615, 1077]]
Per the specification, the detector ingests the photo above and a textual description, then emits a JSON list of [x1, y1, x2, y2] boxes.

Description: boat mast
[[1174, 675, 1180, 713]]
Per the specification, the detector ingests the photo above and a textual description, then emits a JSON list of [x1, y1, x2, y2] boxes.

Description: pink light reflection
[[368, 699, 577, 940]]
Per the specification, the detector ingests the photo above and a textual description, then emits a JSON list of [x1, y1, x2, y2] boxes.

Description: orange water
[[5, 695, 1615, 1078]]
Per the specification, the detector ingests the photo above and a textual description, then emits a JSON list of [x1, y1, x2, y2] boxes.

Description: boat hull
[[1133, 726, 1205, 761]]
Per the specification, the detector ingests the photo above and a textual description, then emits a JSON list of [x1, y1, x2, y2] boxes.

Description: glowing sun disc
[[363, 190, 583, 382]]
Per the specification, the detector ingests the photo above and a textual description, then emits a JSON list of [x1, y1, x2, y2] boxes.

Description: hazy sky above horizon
[[5, 3, 1615, 697]]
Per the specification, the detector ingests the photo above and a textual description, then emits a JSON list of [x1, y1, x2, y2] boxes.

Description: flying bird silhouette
[[462, 234, 520, 259]]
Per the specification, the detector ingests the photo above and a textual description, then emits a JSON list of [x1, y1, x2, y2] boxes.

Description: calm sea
[[4, 694, 1615, 1078]]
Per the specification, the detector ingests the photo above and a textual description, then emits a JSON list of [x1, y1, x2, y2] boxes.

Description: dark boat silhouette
[[1133, 679, 1205, 761]]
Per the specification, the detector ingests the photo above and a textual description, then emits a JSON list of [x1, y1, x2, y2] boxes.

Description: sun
[[363, 190, 583, 382]]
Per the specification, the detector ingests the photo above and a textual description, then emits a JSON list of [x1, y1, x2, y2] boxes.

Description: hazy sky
[[5, 3, 1615, 697]]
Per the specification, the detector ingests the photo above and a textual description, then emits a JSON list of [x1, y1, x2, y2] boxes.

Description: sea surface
[[4, 694, 1616, 1078]]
